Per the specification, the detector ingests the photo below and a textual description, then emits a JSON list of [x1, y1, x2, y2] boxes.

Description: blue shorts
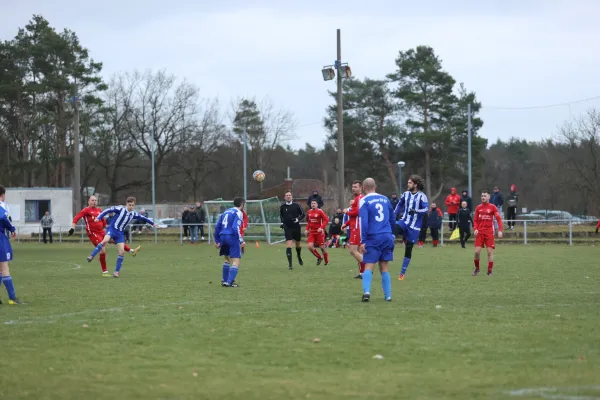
[[397, 221, 420, 244], [0, 235, 14, 262], [219, 235, 242, 259], [106, 227, 125, 244], [362, 234, 395, 264]]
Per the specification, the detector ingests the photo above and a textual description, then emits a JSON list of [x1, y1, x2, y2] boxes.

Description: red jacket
[[445, 188, 461, 214]]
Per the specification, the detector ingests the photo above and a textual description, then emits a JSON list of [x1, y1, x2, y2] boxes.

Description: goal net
[[204, 197, 283, 244]]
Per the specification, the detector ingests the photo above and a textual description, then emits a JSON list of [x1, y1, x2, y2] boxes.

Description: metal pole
[[467, 103, 472, 197], [336, 28, 345, 208], [72, 84, 81, 216], [151, 134, 157, 244], [243, 125, 247, 201], [399, 166, 403, 193]]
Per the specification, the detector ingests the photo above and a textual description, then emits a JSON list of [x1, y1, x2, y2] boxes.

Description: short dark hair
[[233, 197, 245, 207], [311, 199, 318, 204], [284, 190, 292, 196], [126, 196, 136, 204], [0, 185, 5, 197], [351, 180, 362, 186], [482, 190, 490, 195]]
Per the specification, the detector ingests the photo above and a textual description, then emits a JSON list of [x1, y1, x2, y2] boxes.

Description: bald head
[[362, 178, 376, 193], [88, 196, 98, 207]]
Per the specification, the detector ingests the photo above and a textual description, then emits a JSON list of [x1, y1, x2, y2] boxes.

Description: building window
[[25, 200, 51, 222]]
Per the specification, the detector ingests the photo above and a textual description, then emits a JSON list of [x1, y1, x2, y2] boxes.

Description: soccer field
[[1, 243, 599, 400]]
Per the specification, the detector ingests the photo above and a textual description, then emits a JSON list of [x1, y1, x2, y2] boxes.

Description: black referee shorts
[[283, 224, 302, 242]]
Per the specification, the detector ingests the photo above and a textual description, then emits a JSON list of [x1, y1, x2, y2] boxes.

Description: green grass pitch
[[1, 242, 599, 400]]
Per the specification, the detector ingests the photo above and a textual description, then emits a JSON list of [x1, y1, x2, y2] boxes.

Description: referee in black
[[280, 190, 305, 270]]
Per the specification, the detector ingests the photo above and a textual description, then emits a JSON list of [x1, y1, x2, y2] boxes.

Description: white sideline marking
[[17, 260, 81, 270], [507, 386, 600, 399]]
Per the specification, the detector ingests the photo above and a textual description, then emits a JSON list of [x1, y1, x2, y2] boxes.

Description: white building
[[5, 187, 73, 235]]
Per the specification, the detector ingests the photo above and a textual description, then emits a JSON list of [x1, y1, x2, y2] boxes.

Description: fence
[[8, 219, 599, 246]]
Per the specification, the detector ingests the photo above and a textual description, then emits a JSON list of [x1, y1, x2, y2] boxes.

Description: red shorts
[[475, 230, 495, 249], [87, 230, 105, 246], [307, 232, 325, 247], [349, 229, 361, 246]]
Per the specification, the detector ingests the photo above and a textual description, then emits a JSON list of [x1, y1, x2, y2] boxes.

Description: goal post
[[204, 197, 283, 244]]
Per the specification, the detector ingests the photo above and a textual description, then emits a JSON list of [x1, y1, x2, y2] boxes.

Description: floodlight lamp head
[[398, 161, 405, 167], [322, 67, 335, 81], [339, 65, 352, 79]]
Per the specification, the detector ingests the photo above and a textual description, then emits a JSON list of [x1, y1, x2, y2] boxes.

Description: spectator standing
[[490, 186, 504, 231], [306, 189, 324, 209], [181, 206, 190, 239], [195, 201, 206, 240], [428, 203, 443, 247], [461, 190, 473, 213], [457, 201, 474, 248], [506, 184, 518, 230], [445, 188, 461, 231], [187, 205, 200, 244], [41, 211, 54, 244]]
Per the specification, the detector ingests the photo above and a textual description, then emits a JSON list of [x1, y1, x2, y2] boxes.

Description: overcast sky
[[2, 0, 600, 150]]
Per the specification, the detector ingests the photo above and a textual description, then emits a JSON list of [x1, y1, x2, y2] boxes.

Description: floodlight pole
[[467, 103, 472, 197], [151, 132, 157, 244], [71, 83, 81, 215], [243, 124, 248, 201], [336, 28, 345, 208]]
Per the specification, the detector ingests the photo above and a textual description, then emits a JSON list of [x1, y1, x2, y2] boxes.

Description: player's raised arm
[[415, 193, 429, 214], [133, 212, 155, 226], [97, 206, 120, 221], [394, 194, 405, 217]]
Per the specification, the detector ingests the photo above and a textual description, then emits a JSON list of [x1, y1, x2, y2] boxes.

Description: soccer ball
[[253, 170, 265, 183]]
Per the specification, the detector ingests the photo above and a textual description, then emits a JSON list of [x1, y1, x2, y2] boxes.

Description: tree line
[[1, 15, 598, 215]]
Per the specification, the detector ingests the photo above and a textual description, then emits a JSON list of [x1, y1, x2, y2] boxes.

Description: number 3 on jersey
[[375, 203, 385, 222]]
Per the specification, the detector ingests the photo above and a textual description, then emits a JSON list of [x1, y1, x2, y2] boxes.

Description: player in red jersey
[[240, 209, 249, 253], [305, 200, 329, 265], [342, 180, 365, 278], [473, 190, 503, 276], [69, 195, 140, 276]]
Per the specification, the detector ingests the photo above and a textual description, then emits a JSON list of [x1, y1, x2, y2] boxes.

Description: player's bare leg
[[486, 248, 494, 276], [307, 242, 322, 265], [223, 257, 240, 287], [473, 246, 482, 276], [348, 244, 365, 279], [112, 242, 126, 278]]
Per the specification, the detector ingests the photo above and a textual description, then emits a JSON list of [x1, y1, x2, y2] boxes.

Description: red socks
[[488, 262, 494, 273], [359, 262, 365, 274], [311, 249, 321, 259], [124, 244, 131, 252], [474, 259, 480, 270], [323, 252, 329, 264], [99, 253, 107, 272]]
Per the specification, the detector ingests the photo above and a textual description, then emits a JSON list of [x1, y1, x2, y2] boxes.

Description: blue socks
[[222, 262, 230, 282], [227, 266, 238, 285], [362, 270, 373, 294], [115, 255, 124, 272], [381, 272, 392, 299], [2, 276, 16, 299], [90, 243, 103, 259], [401, 257, 411, 275]]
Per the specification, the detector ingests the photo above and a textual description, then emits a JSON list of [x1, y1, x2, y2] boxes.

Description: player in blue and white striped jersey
[[87, 196, 157, 278], [393, 175, 429, 281]]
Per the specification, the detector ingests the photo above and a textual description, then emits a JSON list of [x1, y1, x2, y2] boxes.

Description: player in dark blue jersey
[[358, 178, 396, 302], [0, 185, 23, 304], [214, 197, 246, 287], [87, 196, 156, 277], [394, 175, 429, 280]]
